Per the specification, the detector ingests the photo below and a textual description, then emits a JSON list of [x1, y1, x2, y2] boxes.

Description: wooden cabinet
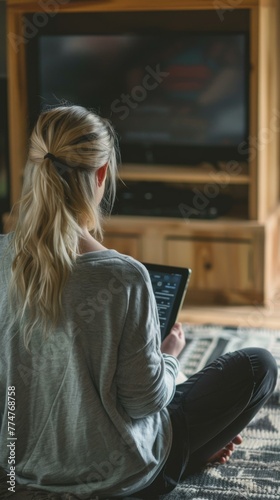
[[102, 216, 265, 304], [4, 0, 280, 305], [165, 237, 260, 303], [166, 239, 253, 287]]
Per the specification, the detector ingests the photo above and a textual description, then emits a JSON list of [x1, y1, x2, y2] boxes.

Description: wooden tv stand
[[5, 0, 280, 305]]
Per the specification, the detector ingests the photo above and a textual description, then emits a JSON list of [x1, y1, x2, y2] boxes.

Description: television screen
[[38, 33, 249, 164]]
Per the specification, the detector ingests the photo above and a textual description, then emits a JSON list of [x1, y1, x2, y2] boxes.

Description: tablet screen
[[142, 263, 191, 340]]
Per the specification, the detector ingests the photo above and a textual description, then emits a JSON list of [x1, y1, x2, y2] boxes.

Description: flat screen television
[[29, 31, 249, 165]]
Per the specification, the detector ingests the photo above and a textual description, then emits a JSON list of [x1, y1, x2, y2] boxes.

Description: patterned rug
[[161, 324, 280, 500]]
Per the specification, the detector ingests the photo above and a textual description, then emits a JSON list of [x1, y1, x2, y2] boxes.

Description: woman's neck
[[78, 229, 108, 255]]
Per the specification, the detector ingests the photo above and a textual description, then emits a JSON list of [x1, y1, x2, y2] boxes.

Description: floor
[[179, 294, 280, 330]]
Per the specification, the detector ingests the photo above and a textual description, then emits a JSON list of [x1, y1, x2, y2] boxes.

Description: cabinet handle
[[248, 249, 253, 283], [204, 262, 213, 270]]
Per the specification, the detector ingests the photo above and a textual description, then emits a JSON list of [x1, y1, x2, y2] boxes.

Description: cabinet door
[[103, 233, 142, 260], [165, 237, 261, 303]]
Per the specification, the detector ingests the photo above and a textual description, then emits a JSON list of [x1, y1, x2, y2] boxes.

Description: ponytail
[[5, 105, 119, 350]]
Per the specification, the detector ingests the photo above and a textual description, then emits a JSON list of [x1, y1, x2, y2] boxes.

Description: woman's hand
[[161, 322, 186, 358]]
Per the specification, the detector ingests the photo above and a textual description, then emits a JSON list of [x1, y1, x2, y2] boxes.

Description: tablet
[[142, 263, 191, 341]]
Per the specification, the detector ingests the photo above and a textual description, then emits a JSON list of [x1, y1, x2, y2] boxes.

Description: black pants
[[134, 348, 278, 498]]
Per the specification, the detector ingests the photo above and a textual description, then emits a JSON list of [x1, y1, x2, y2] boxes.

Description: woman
[[0, 105, 277, 499]]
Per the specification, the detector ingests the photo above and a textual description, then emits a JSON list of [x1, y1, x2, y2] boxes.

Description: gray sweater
[[0, 233, 179, 498]]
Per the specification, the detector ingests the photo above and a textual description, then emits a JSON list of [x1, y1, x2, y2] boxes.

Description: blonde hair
[[4, 105, 119, 350]]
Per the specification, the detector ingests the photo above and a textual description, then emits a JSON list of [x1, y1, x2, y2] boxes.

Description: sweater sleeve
[[116, 261, 179, 419]]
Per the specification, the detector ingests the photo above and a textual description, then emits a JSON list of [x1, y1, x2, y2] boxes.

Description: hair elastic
[[44, 152, 73, 177], [44, 152, 56, 162]]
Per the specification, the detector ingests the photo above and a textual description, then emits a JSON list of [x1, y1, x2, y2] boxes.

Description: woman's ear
[[96, 163, 108, 187]]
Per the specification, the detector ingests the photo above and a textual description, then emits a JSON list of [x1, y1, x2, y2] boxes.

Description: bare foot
[[207, 435, 243, 465]]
